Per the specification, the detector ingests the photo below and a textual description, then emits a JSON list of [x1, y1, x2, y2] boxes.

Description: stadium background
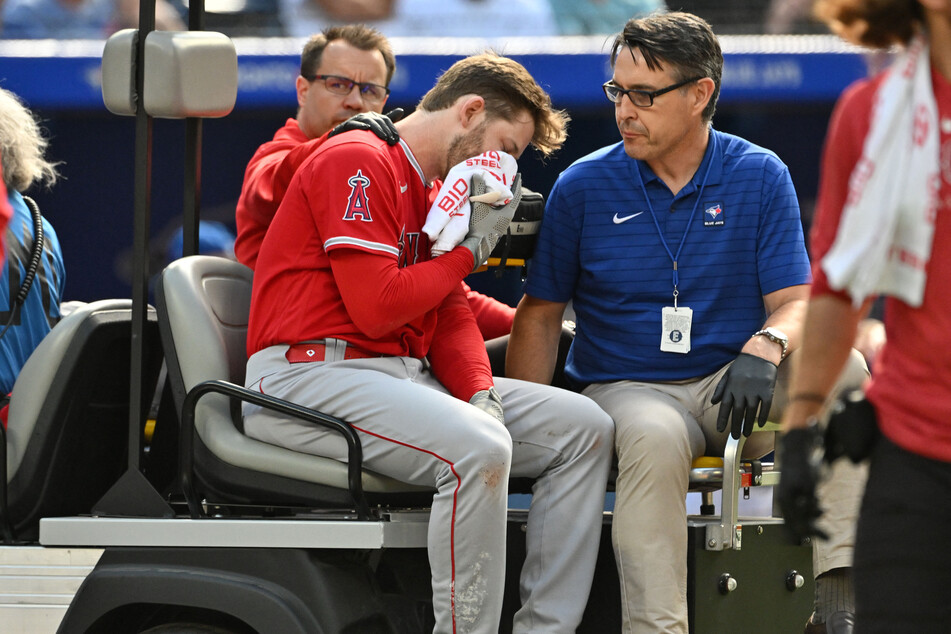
[[0, 2, 877, 302]]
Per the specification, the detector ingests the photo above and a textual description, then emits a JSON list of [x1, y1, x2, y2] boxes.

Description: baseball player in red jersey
[[244, 53, 614, 633], [234, 25, 515, 338]]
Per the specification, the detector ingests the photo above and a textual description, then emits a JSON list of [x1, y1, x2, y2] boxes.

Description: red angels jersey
[[247, 131, 440, 357]]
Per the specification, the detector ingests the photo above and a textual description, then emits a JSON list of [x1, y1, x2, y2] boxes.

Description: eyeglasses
[[305, 74, 390, 104], [602, 76, 704, 108]]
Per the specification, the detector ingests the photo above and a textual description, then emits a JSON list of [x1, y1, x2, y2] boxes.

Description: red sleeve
[[235, 151, 287, 268], [810, 77, 878, 299], [462, 282, 515, 340], [271, 133, 332, 209], [429, 283, 494, 401], [329, 247, 474, 339], [234, 122, 315, 268]]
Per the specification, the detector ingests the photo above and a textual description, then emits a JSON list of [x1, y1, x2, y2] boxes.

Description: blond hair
[[0, 88, 58, 192]]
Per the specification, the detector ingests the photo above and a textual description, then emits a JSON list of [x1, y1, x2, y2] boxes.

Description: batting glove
[[459, 173, 522, 273], [469, 387, 504, 424]]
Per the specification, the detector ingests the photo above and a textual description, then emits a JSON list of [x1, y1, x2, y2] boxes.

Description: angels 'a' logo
[[343, 170, 372, 222]]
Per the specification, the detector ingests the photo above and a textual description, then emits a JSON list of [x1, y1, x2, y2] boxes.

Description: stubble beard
[[444, 120, 489, 180]]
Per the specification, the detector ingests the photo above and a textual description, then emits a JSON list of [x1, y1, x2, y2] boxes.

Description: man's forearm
[[781, 294, 869, 429], [744, 285, 810, 363], [331, 248, 472, 339], [506, 296, 566, 385]]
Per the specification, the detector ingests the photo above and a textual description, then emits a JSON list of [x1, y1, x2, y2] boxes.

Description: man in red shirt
[[234, 24, 516, 340], [779, 1, 951, 632], [235, 24, 398, 268], [243, 52, 614, 634]]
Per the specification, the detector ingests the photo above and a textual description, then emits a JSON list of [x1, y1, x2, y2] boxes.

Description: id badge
[[660, 306, 692, 354]]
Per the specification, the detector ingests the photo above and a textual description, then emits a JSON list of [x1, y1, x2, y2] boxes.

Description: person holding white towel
[[778, 1, 951, 632]]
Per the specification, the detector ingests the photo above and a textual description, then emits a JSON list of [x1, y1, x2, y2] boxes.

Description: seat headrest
[[101, 29, 137, 116], [101, 29, 238, 119]]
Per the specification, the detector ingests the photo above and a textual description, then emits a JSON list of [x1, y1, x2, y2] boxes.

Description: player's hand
[[776, 423, 828, 543], [328, 108, 403, 146], [459, 173, 522, 273], [712, 353, 778, 439], [469, 387, 504, 424]]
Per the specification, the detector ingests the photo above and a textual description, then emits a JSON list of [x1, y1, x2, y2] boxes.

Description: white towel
[[821, 33, 939, 308], [422, 151, 518, 256]]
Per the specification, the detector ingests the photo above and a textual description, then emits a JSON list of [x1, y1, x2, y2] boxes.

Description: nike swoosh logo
[[400, 183, 408, 193], [613, 211, 643, 224]]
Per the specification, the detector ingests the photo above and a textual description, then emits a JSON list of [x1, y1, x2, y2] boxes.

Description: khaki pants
[[584, 349, 869, 633]]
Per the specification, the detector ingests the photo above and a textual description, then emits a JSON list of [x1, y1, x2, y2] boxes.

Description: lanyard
[[637, 134, 715, 308]]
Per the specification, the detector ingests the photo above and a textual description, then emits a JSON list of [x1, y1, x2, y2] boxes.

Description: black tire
[[139, 623, 246, 634]]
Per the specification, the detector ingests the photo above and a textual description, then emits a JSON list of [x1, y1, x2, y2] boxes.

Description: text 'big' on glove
[[459, 173, 522, 273], [711, 352, 778, 439], [469, 387, 504, 424], [776, 422, 828, 544], [328, 108, 403, 146]]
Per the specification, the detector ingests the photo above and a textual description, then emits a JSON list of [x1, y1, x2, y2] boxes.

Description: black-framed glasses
[[305, 74, 390, 104], [602, 76, 704, 108]]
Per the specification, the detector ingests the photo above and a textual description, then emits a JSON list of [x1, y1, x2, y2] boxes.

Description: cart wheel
[[140, 623, 247, 634]]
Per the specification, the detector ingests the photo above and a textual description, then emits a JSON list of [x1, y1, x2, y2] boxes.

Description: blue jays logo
[[343, 170, 372, 222], [703, 203, 724, 227]]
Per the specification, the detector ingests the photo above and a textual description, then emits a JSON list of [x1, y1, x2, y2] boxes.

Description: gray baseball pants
[[244, 343, 614, 634]]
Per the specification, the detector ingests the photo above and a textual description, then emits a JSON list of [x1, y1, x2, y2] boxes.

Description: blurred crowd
[[0, 0, 830, 39]]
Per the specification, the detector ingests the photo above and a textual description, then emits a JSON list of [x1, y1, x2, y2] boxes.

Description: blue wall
[[0, 36, 873, 301]]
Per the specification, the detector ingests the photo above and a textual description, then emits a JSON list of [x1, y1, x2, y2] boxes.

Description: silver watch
[[753, 327, 789, 360]]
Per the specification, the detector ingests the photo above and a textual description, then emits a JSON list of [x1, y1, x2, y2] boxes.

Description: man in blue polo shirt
[[506, 11, 868, 634]]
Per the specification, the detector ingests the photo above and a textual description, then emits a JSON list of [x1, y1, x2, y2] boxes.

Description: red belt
[[285, 341, 384, 363]]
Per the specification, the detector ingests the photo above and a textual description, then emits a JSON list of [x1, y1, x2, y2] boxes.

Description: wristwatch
[[753, 327, 789, 361]]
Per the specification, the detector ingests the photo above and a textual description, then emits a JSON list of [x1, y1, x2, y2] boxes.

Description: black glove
[[712, 352, 778, 439], [328, 108, 404, 146], [383, 107, 405, 123], [825, 389, 880, 463], [776, 424, 829, 543]]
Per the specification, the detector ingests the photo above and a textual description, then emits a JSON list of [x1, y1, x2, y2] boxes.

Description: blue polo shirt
[[525, 129, 810, 384], [0, 191, 65, 394]]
